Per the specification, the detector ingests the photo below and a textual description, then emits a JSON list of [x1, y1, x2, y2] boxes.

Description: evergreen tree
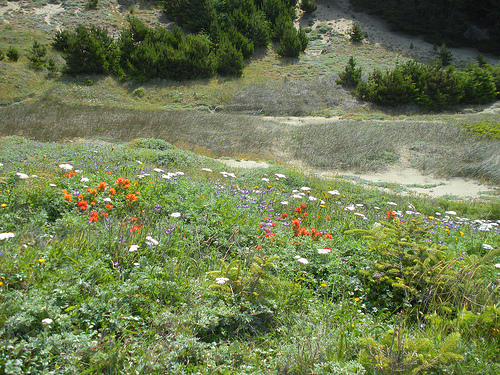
[[438, 43, 453, 67], [349, 23, 364, 43], [336, 56, 362, 88], [27, 41, 47, 70]]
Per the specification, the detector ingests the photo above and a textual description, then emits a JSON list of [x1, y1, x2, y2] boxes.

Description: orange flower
[[126, 193, 138, 203], [63, 194, 72, 202], [78, 200, 88, 211], [77, 194, 84, 200], [130, 224, 141, 233], [301, 204, 307, 209], [62, 189, 68, 194], [130, 217, 137, 222], [105, 204, 113, 210], [91, 200, 97, 205], [89, 211, 99, 222], [101, 212, 109, 218], [86, 188, 98, 195], [323, 233, 333, 240], [282, 212, 288, 219], [295, 207, 302, 213], [98, 182, 107, 192], [116, 177, 130, 189], [108, 188, 116, 197]]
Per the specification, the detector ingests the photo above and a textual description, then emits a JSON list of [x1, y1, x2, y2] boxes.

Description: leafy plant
[[359, 323, 463, 374], [27, 41, 47, 70], [349, 23, 364, 43], [207, 256, 279, 305], [6, 47, 19, 62], [337, 56, 362, 88]]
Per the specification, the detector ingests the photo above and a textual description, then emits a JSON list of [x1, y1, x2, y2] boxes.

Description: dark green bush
[[300, 0, 317, 13], [349, 23, 364, 43], [27, 41, 47, 70], [461, 65, 497, 104], [6, 46, 19, 62], [63, 25, 121, 76], [217, 36, 244, 76], [336, 56, 362, 88], [276, 24, 308, 58]]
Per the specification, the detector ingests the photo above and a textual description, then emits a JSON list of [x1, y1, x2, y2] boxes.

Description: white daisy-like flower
[[275, 173, 286, 179], [356, 203, 364, 207], [136, 160, 143, 165], [300, 187, 311, 191], [129, 244, 139, 252], [0, 232, 15, 240], [0, 163, 3, 167], [80, 177, 89, 182], [494, 263, 500, 269], [161, 173, 172, 179], [41, 318, 53, 325], [171, 212, 181, 218], [58, 163, 73, 170], [482, 244, 494, 250], [445, 210, 457, 215], [202, 168, 212, 172], [327, 190, 340, 195], [294, 255, 301, 259], [308, 196, 318, 201], [103, 197, 112, 202], [317, 248, 331, 254], [374, 206, 380, 210], [153, 168, 164, 173], [297, 257, 309, 265], [291, 194, 303, 199], [280, 201, 289, 205], [387, 202, 397, 206], [145, 236, 159, 246], [262, 178, 270, 182], [175, 171, 185, 176], [49, 183, 57, 187], [16, 172, 29, 179], [220, 171, 237, 178], [215, 277, 230, 285], [345, 205, 355, 211], [138, 173, 150, 179]]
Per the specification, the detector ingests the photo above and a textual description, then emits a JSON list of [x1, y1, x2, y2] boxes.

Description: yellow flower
[[460, 231, 464, 236], [321, 283, 327, 287], [0, 281, 3, 287], [429, 216, 434, 220], [38, 258, 45, 264], [1, 204, 6, 208], [354, 297, 360, 302]]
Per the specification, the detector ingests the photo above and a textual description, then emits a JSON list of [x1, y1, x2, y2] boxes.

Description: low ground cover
[[0, 136, 499, 374]]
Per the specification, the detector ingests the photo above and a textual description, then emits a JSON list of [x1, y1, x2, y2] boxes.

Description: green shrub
[[0, 48, 4, 61], [6, 46, 19, 62], [27, 41, 47, 70], [461, 65, 497, 104], [336, 56, 362, 88], [300, 0, 317, 13], [277, 24, 308, 57], [216, 37, 244, 76], [438, 43, 453, 67], [349, 23, 364, 43]]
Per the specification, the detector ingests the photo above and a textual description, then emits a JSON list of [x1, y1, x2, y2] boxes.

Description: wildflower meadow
[[0, 136, 499, 374]]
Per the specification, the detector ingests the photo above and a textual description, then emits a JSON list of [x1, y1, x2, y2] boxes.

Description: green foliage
[[6, 46, 19, 62], [438, 43, 453, 67], [461, 64, 497, 104], [0, 48, 4, 61], [461, 120, 500, 139], [300, 0, 317, 14], [86, 0, 98, 9], [207, 256, 279, 305], [216, 36, 244, 76], [349, 23, 364, 43], [336, 56, 362, 88], [62, 25, 121, 76], [359, 325, 463, 374], [347, 218, 499, 316], [27, 40, 47, 70]]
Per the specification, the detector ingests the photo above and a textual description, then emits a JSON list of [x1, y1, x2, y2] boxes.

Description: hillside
[[0, 0, 500, 199]]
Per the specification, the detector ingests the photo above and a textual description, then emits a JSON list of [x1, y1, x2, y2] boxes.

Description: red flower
[[89, 211, 99, 222], [301, 204, 307, 209], [295, 207, 302, 213], [387, 210, 396, 219], [282, 212, 288, 219], [105, 204, 113, 210]]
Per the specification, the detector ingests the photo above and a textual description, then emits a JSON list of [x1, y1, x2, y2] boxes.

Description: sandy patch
[[33, 3, 65, 26], [0, 1, 20, 17], [217, 159, 270, 169]]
